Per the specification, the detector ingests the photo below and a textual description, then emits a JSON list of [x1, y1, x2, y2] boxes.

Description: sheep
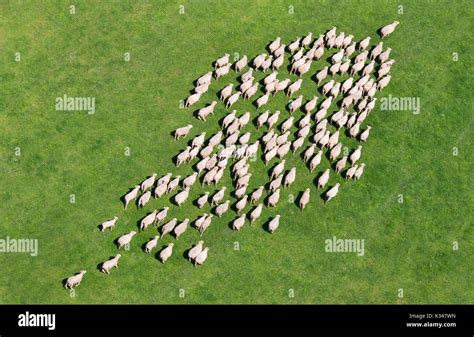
[[320, 96, 333, 110], [225, 132, 239, 147], [268, 37, 281, 53], [302, 32, 313, 46], [215, 53, 230, 68], [313, 34, 324, 47], [267, 110, 281, 128], [272, 55, 285, 70], [276, 131, 290, 146], [137, 191, 151, 208], [284, 167, 296, 187], [341, 95, 354, 109], [100, 216, 118, 232], [261, 56, 273, 72], [345, 165, 358, 180], [378, 48, 392, 64], [145, 236, 160, 253], [334, 32, 345, 48], [235, 164, 249, 179], [276, 142, 290, 158], [65, 270, 87, 289], [211, 187, 226, 205], [349, 123, 361, 138], [256, 93, 270, 109], [226, 92, 241, 108], [274, 43, 286, 57], [220, 84, 234, 102], [185, 93, 201, 108], [328, 130, 340, 149], [173, 219, 189, 239], [195, 82, 210, 95], [194, 247, 209, 266], [140, 211, 158, 231], [188, 146, 200, 162], [318, 169, 330, 189], [161, 218, 178, 237], [155, 207, 169, 225], [253, 54, 267, 68], [198, 102, 217, 121], [362, 60, 375, 77], [235, 55, 248, 72], [269, 175, 283, 192], [197, 72, 213, 86], [358, 36, 371, 51], [326, 35, 335, 48], [174, 124, 193, 140], [99, 254, 121, 275], [314, 46, 325, 60], [249, 204, 263, 223], [329, 143, 342, 162], [176, 147, 190, 166], [303, 144, 316, 163], [350, 61, 364, 75], [289, 137, 303, 153], [244, 83, 258, 99], [331, 50, 344, 64], [278, 117, 293, 134], [325, 26, 337, 40], [213, 167, 225, 184], [309, 151, 322, 172], [194, 214, 208, 231], [336, 114, 349, 130], [370, 42, 384, 60], [141, 173, 157, 192], [193, 193, 209, 210], [205, 155, 218, 171], [215, 200, 230, 217], [329, 62, 341, 76], [335, 155, 348, 173], [200, 144, 214, 158], [237, 173, 251, 189], [354, 163, 366, 180], [289, 95, 303, 113], [313, 129, 326, 144], [322, 80, 335, 96], [123, 185, 140, 209], [239, 80, 253, 93], [267, 188, 280, 207], [174, 188, 190, 206], [232, 214, 247, 231], [315, 66, 329, 84], [316, 119, 327, 132], [378, 75, 392, 90], [360, 126, 372, 142], [200, 214, 213, 235], [350, 145, 362, 164], [291, 56, 306, 74], [154, 183, 167, 198], [287, 79, 303, 96], [318, 131, 330, 148], [238, 112, 251, 128], [268, 215, 281, 233], [159, 243, 174, 263], [167, 176, 181, 193], [315, 107, 328, 123], [288, 38, 300, 53], [380, 21, 400, 39], [325, 183, 340, 203], [214, 64, 231, 79], [274, 79, 290, 94], [297, 59, 312, 76], [117, 231, 137, 249], [330, 82, 341, 98], [235, 195, 248, 214], [299, 188, 310, 210], [344, 42, 356, 57], [188, 241, 204, 261]]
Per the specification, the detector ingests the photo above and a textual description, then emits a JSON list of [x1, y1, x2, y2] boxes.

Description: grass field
[[0, 0, 472, 304]]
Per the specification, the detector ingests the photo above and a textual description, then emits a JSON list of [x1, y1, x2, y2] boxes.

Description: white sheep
[[318, 169, 330, 189], [174, 124, 193, 140], [256, 93, 270, 109], [215, 53, 230, 68], [188, 241, 204, 261], [346, 165, 358, 180], [117, 231, 137, 249], [354, 163, 366, 180], [137, 191, 151, 208], [232, 214, 247, 231], [155, 207, 169, 225], [65, 270, 87, 289], [194, 247, 209, 266], [249, 204, 263, 223], [212, 187, 226, 205], [173, 219, 189, 239], [159, 243, 174, 263], [267, 110, 281, 128], [200, 214, 213, 235], [140, 210, 157, 231], [284, 167, 296, 187], [267, 188, 280, 207], [299, 188, 310, 210], [198, 102, 217, 121], [235, 195, 248, 214], [101, 254, 122, 274], [268, 215, 280, 233], [226, 92, 241, 108], [335, 155, 348, 173], [214, 64, 231, 79], [315, 66, 329, 84], [370, 42, 384, 60], [215, 200, 230, 217], [289, 95, 303, 113], [250, 186, 264, 204], [235, 55, 248, 72], [309, 151, 322, 172], [380, 21, 400, 39], [154, 183, 167, 198], [287, 79, 303, 96], [185, 92, 201, 108], [197, 72, 213, 86], [141, 173, 157, 192], [359, 126, 372, 142], [325, 183, 340, 203], [253, 54, 267, 68], [269, 175, 283, 192], [350, 145, 362, 164], [358, 36, 371, 50], [329, 143, 342, 162], [123, 185, 140, 209], [100, 216, 118, 232], [145, 236, 160, 253]]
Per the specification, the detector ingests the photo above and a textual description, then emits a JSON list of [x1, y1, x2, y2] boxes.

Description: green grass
[[0, 0, 472, 304]]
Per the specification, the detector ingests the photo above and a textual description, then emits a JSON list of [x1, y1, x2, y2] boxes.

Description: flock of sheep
[[64, 22, 399, 290]]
